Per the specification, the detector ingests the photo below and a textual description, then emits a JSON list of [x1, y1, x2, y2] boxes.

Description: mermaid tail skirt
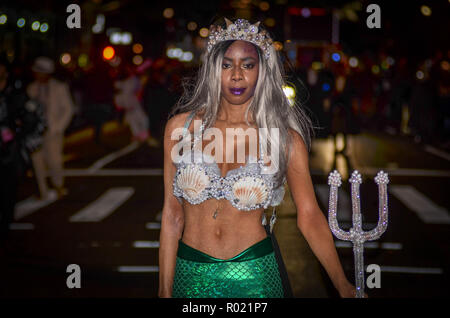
[[172, 236, 284, 298]]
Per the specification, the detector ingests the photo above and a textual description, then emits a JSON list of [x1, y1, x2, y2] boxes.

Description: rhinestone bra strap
[[182, 110, 197, 138], [181, 110, 202, 151], [257, 128, 265, 168]]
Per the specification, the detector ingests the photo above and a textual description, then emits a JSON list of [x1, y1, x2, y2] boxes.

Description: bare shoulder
[[287, 128, 308, 159], [164, 112, 192, 137]]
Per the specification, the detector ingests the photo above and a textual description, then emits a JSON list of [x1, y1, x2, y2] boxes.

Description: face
[[220, 40, 259, 106]]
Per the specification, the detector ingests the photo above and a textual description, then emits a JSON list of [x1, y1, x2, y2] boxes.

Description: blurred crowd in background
[[0, 0, 449, 239]]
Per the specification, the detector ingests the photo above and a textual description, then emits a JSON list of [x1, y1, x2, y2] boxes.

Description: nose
[[231, 67, 243, 82]]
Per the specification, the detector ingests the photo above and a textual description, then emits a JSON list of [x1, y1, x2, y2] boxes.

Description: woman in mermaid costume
[[159, 17, 357, 298]]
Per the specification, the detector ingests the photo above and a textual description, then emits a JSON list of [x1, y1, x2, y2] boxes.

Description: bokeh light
[[199, 27, 209, 38], [31, 21, 40, 31], [416, 70, 425, 80], [349, 57, 359, 67], [103, 46, 115, 60], [17, 18, 25, 28], [78, 54, 88, 67], [132, 43, 143, 54], [322, 83, 331, 92], [40, 23, 48, 33], [264, 18, 275, 27], [371, 65, 380, 74], [273, 41, 283, 51], [133, 55, 143, 65], [301, 8, 311, 18], [386, 56, 395, 66], [163, 8, 174, 19], [60, 53, 71, 65], [180, 51, 193, 62], [0, 14, 7, 24], [282, 84, 296, 106], [259, 1, 270, 11], [332, 52, 341, 62], [187, 21, 197, 31], [312, 61, 323, 70], [420, 5, 432, 16]]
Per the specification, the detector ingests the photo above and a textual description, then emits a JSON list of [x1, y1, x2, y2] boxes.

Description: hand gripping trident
[[327, 169, 389, 298]]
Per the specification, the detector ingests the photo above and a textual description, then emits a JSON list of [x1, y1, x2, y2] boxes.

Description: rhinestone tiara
[[207, 18, 274, 60]]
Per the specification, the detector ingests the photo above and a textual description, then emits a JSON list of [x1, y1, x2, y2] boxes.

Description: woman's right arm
[[158, 114, 186, 298]]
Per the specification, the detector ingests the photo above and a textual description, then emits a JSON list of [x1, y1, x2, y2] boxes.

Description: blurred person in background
[[143, 59, 179, 144], [27, 57, 74, 200], [83, 64, 114, 146], [114, 64, 158, 146], [0, 58, 45, 247]]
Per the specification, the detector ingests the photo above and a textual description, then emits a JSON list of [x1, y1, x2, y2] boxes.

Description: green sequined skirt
[[172, 236, 284, 298]]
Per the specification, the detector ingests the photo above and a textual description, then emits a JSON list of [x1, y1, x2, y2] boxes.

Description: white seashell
[[232, 176, 269, 206], [176, 165, 210, 200]]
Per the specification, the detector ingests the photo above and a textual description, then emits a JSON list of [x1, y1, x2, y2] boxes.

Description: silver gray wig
[[169, 24, 315, 188]]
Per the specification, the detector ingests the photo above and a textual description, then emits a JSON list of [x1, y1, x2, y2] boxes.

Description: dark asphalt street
[[1, 122, 448, 298]]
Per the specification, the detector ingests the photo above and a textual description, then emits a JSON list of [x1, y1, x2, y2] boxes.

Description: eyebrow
[[223, 56, 257, 62]]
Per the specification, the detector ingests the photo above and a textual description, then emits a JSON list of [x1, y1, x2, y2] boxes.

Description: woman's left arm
[[285, 129, 357, 298]]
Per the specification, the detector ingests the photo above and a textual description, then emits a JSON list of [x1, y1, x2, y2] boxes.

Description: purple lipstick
[[229, 87, 246, 95]]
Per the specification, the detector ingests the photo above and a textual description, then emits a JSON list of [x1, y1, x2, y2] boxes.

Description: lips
[[229, 87, 246, 95]]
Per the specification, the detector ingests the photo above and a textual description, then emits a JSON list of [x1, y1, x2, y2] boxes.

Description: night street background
[[0, 0, 449, 299]]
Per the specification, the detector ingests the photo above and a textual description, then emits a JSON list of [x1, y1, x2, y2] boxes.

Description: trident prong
[[328, 169, 389, 298]]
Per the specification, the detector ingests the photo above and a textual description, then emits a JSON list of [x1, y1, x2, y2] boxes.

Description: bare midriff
[[180, 198, 268, 260]]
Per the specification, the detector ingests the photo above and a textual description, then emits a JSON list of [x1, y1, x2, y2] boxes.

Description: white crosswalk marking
[[116, 266, 159, 273], [132, 241, 160, 248], [9, 223, 35, 230], [145, 222, 161, 230], [424, 145, 450, 162], [380, 266, 443, 275], [63, 168, 164, 176], [88, 141, 140, 172], [335, 241, 403, 250], [389, 185, 450, 224], [14, 190, 57, 221], [316, 185, 352, 222], [69, 187, 135, 222]]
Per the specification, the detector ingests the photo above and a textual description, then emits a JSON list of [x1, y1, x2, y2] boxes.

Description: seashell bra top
[[172, 110, 286, 212]]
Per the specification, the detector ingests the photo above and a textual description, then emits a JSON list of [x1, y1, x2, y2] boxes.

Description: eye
[[243, 64, 254, 69], [222, 63, 231, 69]]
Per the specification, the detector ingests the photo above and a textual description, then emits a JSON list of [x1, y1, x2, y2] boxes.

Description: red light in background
[[103, 46, 115, 60], [288, 7, 327, 16]]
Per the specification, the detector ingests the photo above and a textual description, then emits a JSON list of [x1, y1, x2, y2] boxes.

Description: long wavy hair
[[169, 19, 316, 188]]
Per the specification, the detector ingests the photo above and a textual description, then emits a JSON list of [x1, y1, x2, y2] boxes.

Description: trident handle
[[328, 169, 389, 298]]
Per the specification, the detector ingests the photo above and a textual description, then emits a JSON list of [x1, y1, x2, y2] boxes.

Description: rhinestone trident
[[327, 169, 389, 298]]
